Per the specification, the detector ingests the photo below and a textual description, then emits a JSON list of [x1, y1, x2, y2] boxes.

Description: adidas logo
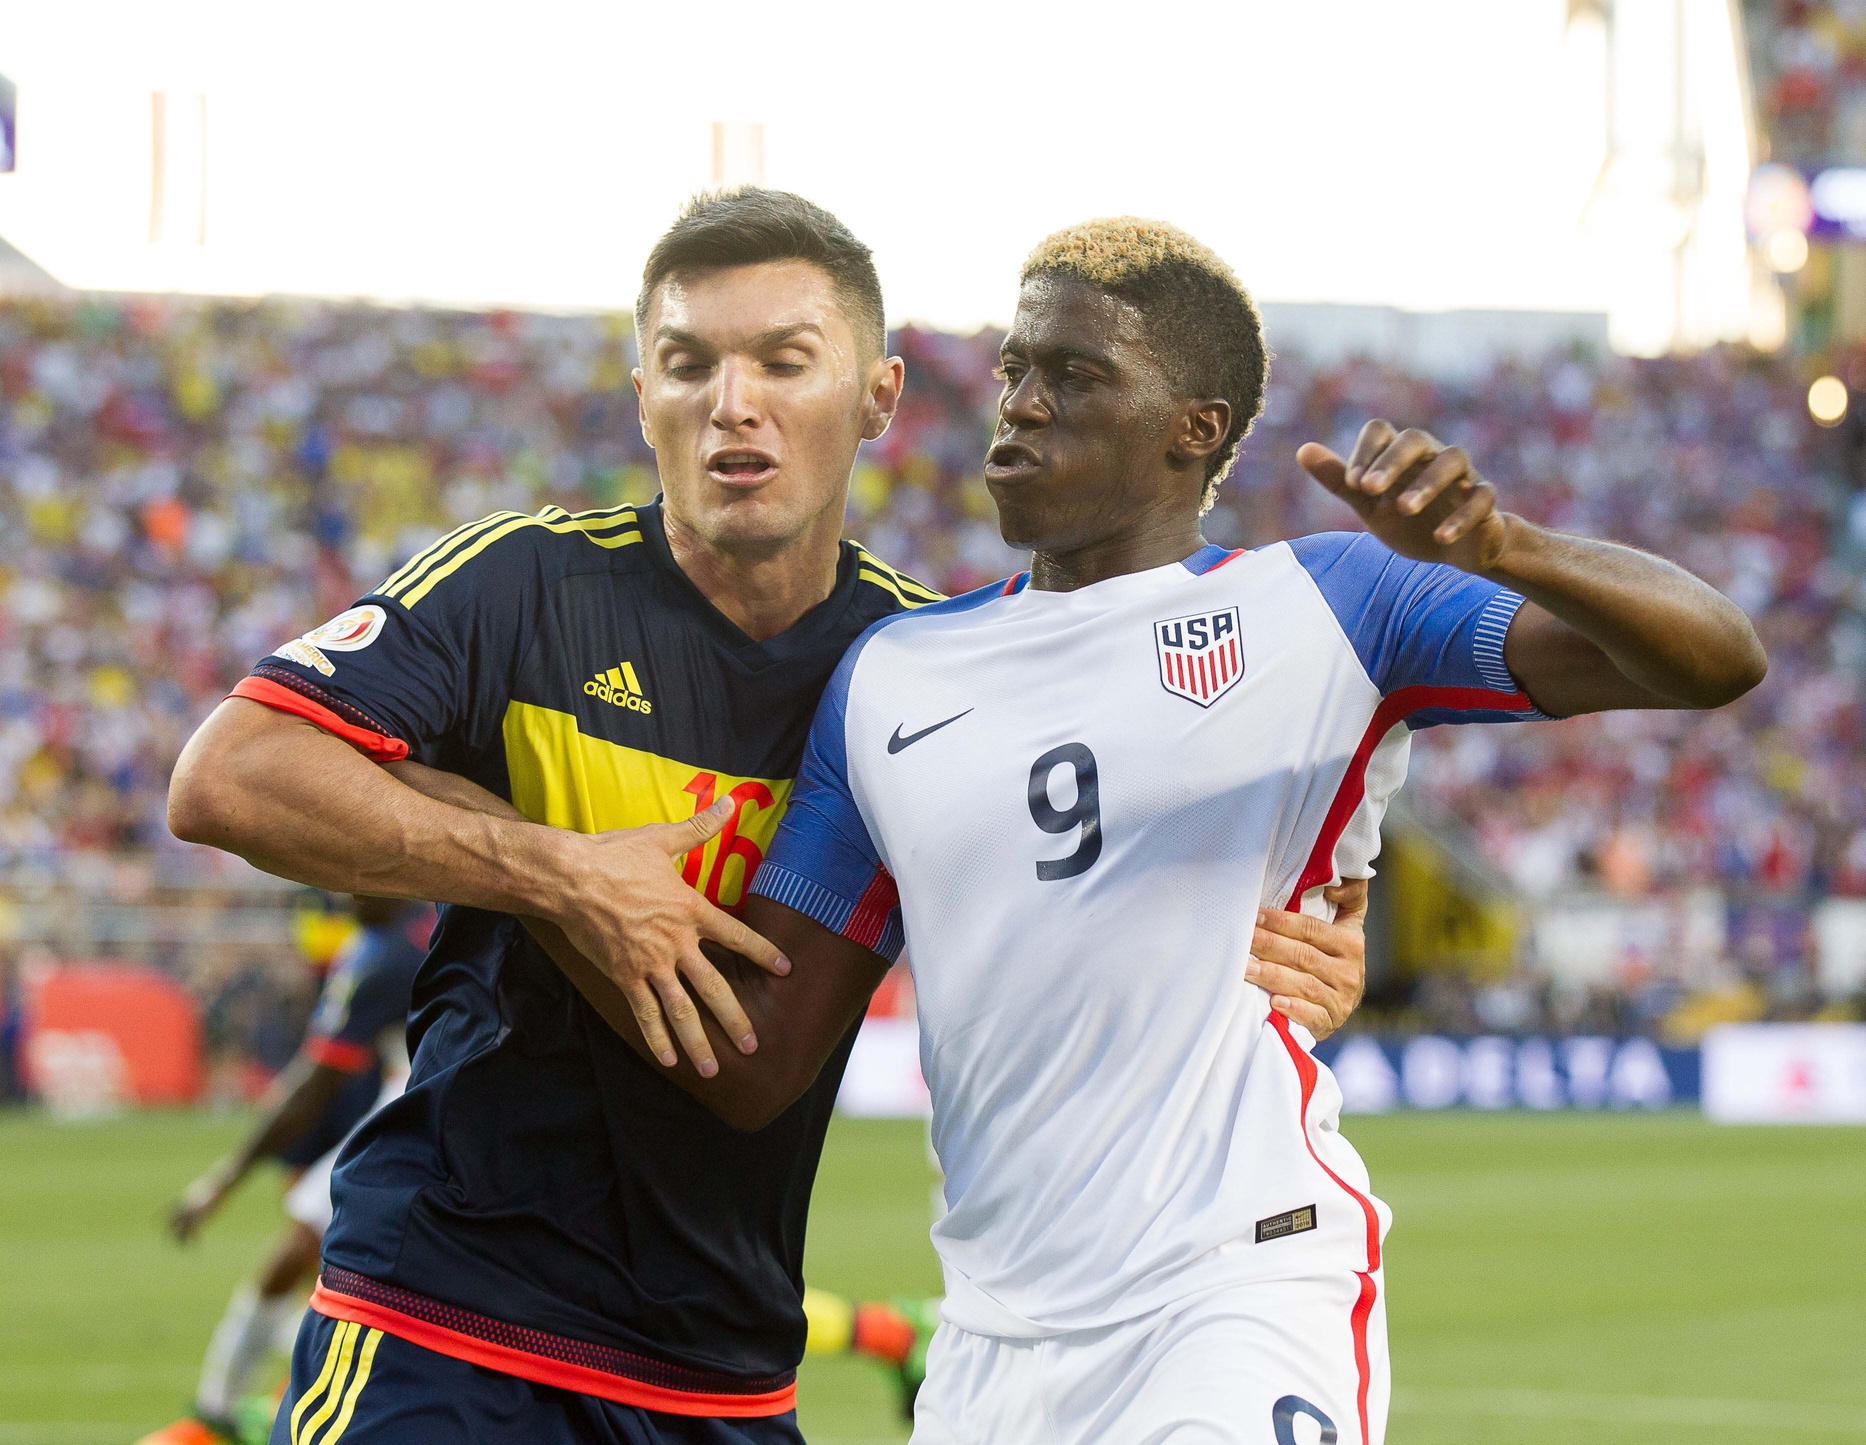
[[584, 661, 653, 714]]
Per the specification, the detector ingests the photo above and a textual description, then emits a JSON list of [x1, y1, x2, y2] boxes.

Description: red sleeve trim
[[845, 867, 900, 951], [229, 676, 410, 762], [304, 1036, 375, 1073]]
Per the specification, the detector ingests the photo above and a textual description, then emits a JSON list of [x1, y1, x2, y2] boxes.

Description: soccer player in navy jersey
[[145, 897, 430, 1445], [167, 191, 1372, 1444], [480, 218, 1766, 1442]]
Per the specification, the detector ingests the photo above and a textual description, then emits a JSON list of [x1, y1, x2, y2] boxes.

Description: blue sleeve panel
[[750, 579, 1008, 960], [751, 616, 904, 961], [1288, 531, 1546, 729]]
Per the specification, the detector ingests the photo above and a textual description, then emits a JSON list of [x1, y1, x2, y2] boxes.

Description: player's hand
[[1247, 879, 1368, 1041], [1297, 421, 1512, 575], [547, 800, 791, 1078], [167, 1171, 231, 1244]]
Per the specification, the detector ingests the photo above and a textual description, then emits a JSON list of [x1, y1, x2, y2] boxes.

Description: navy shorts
[[271, 1309, 805, 1445]]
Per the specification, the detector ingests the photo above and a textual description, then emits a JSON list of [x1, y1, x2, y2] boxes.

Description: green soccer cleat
[[231, 1394, 280, 1445], [891, 1295, 941, 1422]]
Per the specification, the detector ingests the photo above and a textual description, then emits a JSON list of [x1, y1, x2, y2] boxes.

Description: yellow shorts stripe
[[293, 1320, 359, 1445], [378, 513, 523, 600], [400, 513, 642, 608], [310, 1326, 383, 1445], [288, 1319, 350, 1445]]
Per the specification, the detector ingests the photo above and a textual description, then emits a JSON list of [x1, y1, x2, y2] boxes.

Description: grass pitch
[[0, 1109, 1861, 1444]]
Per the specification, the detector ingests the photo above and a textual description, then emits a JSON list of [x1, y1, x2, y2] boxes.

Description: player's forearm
[[1486, 517, 1766, 711], [169, 699, 570, 917], [523, 914, 851, 1131]]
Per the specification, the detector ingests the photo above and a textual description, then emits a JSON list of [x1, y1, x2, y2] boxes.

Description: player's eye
[[663, 358, 710, 378], [766, 361, 806, 376]]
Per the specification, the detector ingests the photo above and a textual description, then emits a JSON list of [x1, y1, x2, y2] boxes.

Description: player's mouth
[[984, 439, 1044, 485], [706, 448, 780, 487]]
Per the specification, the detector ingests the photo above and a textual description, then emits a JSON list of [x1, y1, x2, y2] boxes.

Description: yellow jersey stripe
[[400, 514, 642, 608], [311, 1326, 383, 1445], [852, 546, 943, 601], [293, 1320, 357, 1445], [378, 513, 522, 599], [857, 568, 931, 610]]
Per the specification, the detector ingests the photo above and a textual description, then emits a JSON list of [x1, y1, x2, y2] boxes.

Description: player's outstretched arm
[[169, 699, 789, 1075], [167, 1052, 351, 1243], [1298, 423, 1768, 717]]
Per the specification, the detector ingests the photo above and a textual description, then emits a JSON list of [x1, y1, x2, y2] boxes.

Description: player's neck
[[662, 507, 844, 642], [1028, 509, 1206, 593]]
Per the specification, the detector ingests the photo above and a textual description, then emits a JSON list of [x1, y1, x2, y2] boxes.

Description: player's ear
[[860, 355, 906, 443], [633, 368, 656, 448], [1170, 398, 1230, 466]]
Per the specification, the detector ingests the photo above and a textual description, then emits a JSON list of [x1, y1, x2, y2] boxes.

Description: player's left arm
[[1298, 422, 1768, 717]]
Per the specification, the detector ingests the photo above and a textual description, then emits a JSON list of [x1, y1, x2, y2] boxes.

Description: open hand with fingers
[[1296, 420, 1513, 575], [541, 798, 791, 1078], [1245, 879, 1369, 1041]]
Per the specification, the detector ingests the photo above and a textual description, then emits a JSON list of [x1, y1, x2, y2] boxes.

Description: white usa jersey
[[751, 534, 1540, 1346]]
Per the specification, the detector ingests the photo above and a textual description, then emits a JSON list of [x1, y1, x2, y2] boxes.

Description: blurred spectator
[[0, 950, 23, 1103], [1743, 1, 1866, 167]]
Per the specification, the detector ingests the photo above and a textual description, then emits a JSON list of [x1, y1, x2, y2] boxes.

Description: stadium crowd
[[0, 295, 1860, 1051]]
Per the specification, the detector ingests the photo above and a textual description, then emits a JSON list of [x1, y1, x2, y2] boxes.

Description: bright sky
[[0, 0, 1752, 339]]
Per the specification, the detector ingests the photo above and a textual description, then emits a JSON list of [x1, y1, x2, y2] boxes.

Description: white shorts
[[911, 1272, 1388, 1445], [283, 1147, 337, 1234]]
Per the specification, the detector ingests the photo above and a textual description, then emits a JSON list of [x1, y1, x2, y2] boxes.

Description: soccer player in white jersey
[[716, 219, 1762, 1443], [414, 219, 1763, 1441]]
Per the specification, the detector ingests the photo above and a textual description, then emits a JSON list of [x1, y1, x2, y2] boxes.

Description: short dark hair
[[635, 187, 886, 358], [1021, 218, 1268, 512]]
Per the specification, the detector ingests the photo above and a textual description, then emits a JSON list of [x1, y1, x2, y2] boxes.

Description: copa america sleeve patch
[[1254, 1203, 1318, 1244]]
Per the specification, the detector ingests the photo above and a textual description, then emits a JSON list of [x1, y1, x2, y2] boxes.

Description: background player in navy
[[167, 190, 1370, 1444], [148, 897, 430, 1445]]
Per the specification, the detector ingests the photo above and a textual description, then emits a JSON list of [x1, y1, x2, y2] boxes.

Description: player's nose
[[998, 369, 1048, 429], [709, 356, 764, 432]]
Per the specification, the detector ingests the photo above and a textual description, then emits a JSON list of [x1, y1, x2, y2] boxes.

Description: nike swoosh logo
[[887, 709, 973, 754]]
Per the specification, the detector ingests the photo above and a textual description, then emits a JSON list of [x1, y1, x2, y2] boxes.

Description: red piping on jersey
[[1207, 547, 1245, 572], [845, 867, 900, 950], [309, 1281, 797, 1418], [1268, 680, 1530, 1441], [1268, 1009, 1381, 1445], [303, 1036, 374, 1074], [1287, 683, 1532, 904], [229, 676, 410, 762]]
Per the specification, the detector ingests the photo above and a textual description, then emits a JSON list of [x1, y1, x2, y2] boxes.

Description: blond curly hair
[[1021, 218, 1267, 512]]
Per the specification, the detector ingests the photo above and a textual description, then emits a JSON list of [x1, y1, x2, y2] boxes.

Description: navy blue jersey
[[279, 904, 430, 1167], [233, 500, 933, 1414]]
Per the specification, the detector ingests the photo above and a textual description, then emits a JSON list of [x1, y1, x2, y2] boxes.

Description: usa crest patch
[[1155, 607, 1243, 706]]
